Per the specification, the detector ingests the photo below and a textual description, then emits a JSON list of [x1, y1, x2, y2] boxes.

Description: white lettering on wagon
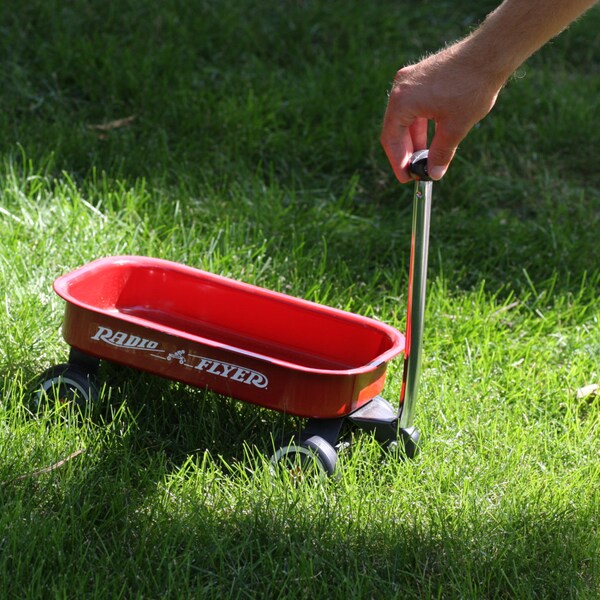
[[90, 327, 269, 389], [193, 356, 269, 388], [91, 326, 159, 350]]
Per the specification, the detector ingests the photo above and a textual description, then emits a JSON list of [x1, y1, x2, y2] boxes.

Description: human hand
[[381, 45, 505, 183]]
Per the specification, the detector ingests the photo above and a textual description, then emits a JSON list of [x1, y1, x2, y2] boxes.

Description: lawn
[[1, 1, 599, 598]]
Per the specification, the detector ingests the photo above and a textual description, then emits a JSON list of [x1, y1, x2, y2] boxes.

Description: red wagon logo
[[90, 325, 269, 389]]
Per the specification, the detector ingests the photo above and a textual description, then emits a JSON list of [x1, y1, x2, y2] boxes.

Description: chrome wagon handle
[[398, 149, 432, 428]]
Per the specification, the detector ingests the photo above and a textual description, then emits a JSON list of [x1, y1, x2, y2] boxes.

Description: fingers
[[427, 122, 465, 180], [380, 127, 413, 184], [381, 113, 410, 182], [381, 107, 428, 183], [380, 138, 412, 183], [381, 77, 427, 183], [382, 110, 463, 183], [409, 119, 428, 154]]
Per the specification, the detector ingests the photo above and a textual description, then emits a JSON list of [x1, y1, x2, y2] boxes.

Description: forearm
[[461, 0, 598, 82], [381, 0, 597, 182]]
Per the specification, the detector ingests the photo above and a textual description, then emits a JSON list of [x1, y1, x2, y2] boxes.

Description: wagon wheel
[[31, 363, 99, 414], [387, 426, 421, 459], [270, 435, 338, 481]]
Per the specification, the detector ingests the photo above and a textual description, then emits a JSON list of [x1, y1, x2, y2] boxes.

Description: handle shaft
[[399, 161, 432, 427]]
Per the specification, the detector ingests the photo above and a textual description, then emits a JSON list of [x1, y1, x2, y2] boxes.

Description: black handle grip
[[409, 149, 431, 181]]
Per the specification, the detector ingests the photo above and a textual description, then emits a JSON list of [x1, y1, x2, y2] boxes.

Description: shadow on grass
[[1, 406, 596, 598], [2, 353, 598, 597]]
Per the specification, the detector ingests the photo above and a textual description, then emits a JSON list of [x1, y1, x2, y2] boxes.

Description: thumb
[[427, 123, 464, 180]]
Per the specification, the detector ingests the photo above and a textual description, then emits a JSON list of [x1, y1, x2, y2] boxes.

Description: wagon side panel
[[61, 304, 388, 418]]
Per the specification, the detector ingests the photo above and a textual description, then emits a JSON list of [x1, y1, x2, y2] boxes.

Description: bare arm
[[381, 0, 598, 183]]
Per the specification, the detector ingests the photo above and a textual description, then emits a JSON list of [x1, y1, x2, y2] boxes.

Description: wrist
[[453, 28, 518, 89]]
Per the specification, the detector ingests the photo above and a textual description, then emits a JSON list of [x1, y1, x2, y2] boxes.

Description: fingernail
[[429, 166, 446, 180]]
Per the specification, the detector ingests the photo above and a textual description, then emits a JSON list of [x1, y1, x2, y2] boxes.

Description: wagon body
[[54, 256, 405, 418]]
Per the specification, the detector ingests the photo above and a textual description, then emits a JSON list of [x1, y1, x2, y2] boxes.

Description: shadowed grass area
[[1, 1, 599, 598]]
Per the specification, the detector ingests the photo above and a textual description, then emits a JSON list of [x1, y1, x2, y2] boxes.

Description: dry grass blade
[[491, 300, 520, 317], [4, 449, 86, 484], [87, 115, 137, 131]]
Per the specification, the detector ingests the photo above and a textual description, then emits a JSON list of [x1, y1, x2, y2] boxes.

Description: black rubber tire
[[388, 427, 421, 459], [31, 363, 99, 413], [271, 434, 338, 479], [302, 435, 338, 475]]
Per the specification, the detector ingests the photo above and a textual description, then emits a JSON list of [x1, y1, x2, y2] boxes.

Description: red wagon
[[34, 152, 433, 475]]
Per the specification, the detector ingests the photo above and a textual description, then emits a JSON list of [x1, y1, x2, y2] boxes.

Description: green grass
[[1, 1, 599, 598]]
